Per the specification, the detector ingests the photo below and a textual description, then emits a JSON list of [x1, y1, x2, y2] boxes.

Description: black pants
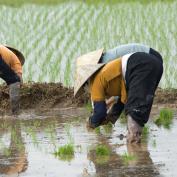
[[0, 56, 20, 85], [124, 52, 163, 127]]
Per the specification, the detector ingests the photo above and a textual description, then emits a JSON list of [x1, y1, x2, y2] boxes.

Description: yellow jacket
[[0, 45, 22, 76], [90, 58, 127, 104]]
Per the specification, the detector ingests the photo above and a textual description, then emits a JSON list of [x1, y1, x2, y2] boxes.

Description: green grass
[[54, 143, 74, 161], [154, 108, 173, 129], [121, 152, 136, 165]]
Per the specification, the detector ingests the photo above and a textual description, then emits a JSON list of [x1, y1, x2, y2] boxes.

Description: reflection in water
[[0, 120, 28, 175], [88, 135, 160, 177]]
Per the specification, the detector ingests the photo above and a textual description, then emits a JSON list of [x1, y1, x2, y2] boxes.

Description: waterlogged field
[[0, 107, 177, 177], [0, 1, 177, 88]]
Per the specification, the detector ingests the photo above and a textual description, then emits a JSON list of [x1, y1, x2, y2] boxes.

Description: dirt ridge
[[0, 83, 177, 113]]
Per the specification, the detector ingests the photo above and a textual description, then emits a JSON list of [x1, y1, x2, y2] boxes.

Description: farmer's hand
[[106, 96, 117, 113], [9, 82, 21, 115]]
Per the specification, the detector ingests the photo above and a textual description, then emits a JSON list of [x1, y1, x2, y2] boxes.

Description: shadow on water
[[87, 132, 160, 177], [0, 108, 176, 177], [0, 120, 28, 175]]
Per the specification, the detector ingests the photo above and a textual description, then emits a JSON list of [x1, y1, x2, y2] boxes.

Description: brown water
[[0, 107, 176, 177]]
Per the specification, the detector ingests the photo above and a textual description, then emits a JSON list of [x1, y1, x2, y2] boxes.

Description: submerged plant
[[85, 101, 92, 112], [54, 143, 74, 161], [54, 124, 75, 161], [154, 108, 173, 129], [95, 145, 110, 156], [152, 139, 157, 148], [142, 126, 149, 140], [121, 152, 136, 165], [119, 112, 127, 124], [103, 122, 113, 134], [95, 127, 101, 134]]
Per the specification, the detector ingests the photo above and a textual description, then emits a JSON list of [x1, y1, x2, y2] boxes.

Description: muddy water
[[0, 108, 176, 177]]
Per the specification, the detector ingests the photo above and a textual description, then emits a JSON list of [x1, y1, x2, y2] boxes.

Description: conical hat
[[6, 46, 25, 65], [74, 48, 105, 97]]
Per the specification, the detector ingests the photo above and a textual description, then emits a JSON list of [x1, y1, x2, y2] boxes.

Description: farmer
[[74, 44, 163, 143], [0, 44, 25, 114]]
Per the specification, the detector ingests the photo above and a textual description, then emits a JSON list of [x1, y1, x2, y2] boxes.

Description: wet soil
[[0, 83, 177, 114], [0, 83, 89, 114]]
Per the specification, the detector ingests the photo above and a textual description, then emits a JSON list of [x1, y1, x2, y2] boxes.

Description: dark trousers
[[124, 52, 163, 127], [0, 56, 20, 85]]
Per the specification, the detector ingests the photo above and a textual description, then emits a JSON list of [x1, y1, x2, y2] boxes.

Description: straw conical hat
[[6, 46, 25, 65], [74, 48, 105, 97]]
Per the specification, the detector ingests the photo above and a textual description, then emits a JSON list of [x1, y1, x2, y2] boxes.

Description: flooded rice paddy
[[0, 107, 176, 177]]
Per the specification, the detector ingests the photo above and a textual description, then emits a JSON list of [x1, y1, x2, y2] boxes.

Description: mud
[[0, 108, 176, 177], [1, 83, 177, 114], [0, 83, 89, 114]]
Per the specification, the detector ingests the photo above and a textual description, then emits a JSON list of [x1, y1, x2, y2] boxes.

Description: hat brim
[[74, 48, 105, 97], [74, 63, 105, 97], [6, 46, 25, 65]]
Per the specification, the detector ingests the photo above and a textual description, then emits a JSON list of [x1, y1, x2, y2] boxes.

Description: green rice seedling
[[154, 108, 173, 129], [26, 127, 39, 146], [152, 139, 157, 148], [45, 124, 57, 148], [93, 144, 111, 164], [103, 122, 113, 134], [54, 143, 74, 161], [119, 112, 127, 124], [3, 148, 11, 157], [95, 127, 101, 134], [95, 145, 110, 156], [85, 101, 92, 112], [142, 126, 149, 140], [65, 124, 74, 144], [121, 152, 136, 165]]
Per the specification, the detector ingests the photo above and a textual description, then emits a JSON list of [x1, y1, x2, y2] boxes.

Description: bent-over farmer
[[74, 45, 163, 143], [0, 44, 25, 114]]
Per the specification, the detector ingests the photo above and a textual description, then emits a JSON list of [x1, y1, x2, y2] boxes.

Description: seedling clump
[[154, 108, 173, 129], [142, 126, 149, 140], [95, 145, 110, 156], [54, 143, 74, 161], [121, 152, 136, 165]]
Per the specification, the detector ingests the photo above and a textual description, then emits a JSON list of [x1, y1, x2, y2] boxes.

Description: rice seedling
[[120, 152, 137, 165], [152, 139, 157, 148], [119, 112, 127, 124], [26, 127, 39, 146], [142, 125, 149, 140], [154, 108, 173, 129], [0, 1, 176, 87], [95, 144, 110, 156], [95, 127, 101, 134], [44, 124, 57, 148], [102, 122, 113, 134], [54, 143, 74, 161], [54, 124, 75, 161], [85, 100, 92, 112]]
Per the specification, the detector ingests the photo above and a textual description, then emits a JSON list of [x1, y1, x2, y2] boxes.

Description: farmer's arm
[[11, 55, 23, 83], [101, 43, 150, 63], [89, 72, 108, 128]]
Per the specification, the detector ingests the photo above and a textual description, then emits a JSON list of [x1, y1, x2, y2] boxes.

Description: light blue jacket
[[101, 43, 150, 63]]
